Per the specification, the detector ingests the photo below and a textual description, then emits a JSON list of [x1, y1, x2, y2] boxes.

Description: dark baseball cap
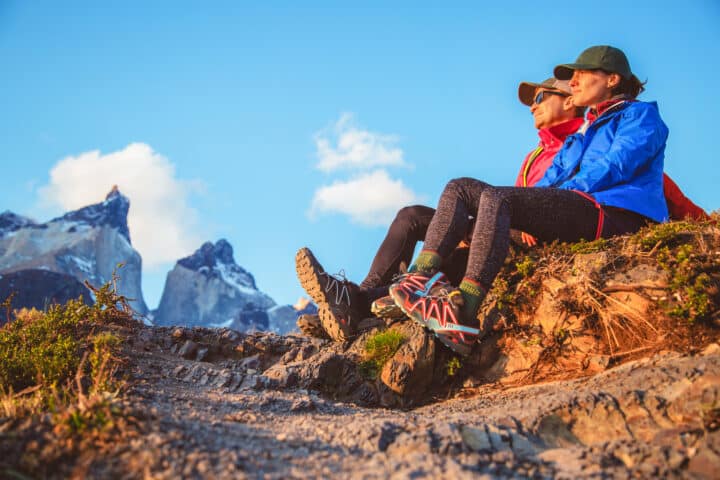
[[518, 77, 572, 106], [554, 45, 633, 80]]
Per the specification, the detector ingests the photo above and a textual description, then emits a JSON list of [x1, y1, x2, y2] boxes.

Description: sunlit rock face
[[0, 187, 147, 314], [153, 239, 276, 329]]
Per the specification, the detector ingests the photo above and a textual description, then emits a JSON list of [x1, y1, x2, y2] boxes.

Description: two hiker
[[297, 45, 707, 355], [296, 76, 584, 341]]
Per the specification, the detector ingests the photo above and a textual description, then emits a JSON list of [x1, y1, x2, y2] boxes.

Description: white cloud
[[38, 142, 202, 268], [310, 169, 422, 226], [315, 113, 405, 172]]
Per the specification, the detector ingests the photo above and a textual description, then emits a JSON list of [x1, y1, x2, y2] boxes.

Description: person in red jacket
[[516, 77, 585, 187], [296, 76, 585, 341]]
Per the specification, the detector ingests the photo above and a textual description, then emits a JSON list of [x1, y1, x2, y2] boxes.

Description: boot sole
[[297, 314, 329, 340], [295, 248, 353, 342], [318, 305, 350, 342], [295, 248, 332, 306]]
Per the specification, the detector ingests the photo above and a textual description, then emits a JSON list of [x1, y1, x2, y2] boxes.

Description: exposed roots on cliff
[[466, 216, 720, 389]]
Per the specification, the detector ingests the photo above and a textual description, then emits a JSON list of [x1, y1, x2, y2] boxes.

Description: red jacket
[[663, 174, 709, 221], [515, 118, 584, 187]]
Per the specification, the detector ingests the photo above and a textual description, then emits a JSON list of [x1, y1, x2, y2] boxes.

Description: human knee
[[444, 177, 489, 196], [395, 205, 426, 222], [478, 186, 509, 213], [446, 177, 475, 190]]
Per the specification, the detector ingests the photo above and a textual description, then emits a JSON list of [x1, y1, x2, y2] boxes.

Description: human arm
[[559, 103, 669, 192]]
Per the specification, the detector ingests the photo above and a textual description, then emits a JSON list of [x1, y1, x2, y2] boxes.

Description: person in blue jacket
[[389, 45, 669, 356]]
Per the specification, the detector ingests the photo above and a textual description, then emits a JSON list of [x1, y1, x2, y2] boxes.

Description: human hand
[[521, 232, 537, 247]]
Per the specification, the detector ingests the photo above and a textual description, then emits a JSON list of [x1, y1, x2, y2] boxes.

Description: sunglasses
[[533, 90, 569, 105]]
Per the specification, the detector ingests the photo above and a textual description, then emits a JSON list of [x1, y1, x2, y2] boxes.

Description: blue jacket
[[535, 101, 669, 222]]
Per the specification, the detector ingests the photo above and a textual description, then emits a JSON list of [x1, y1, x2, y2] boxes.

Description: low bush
[[359, 330, 406, 379]]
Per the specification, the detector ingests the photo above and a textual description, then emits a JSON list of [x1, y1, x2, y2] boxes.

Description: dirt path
[[98, 326, 720, 479]]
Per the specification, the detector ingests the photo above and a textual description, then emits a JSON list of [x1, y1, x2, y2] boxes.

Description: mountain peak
[[179, 240, 234, 270], [106, 184, 121, 200], [50, 187, 131, 243], [177, 239, 257, 290], [0, 211, 37, 237]]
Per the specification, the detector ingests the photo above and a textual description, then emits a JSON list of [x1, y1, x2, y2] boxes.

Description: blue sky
[[1, 1, 719, 309]]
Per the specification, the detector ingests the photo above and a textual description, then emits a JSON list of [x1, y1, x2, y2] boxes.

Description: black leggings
[[424, 178, 650, 290], [359, 205, 469, 299]]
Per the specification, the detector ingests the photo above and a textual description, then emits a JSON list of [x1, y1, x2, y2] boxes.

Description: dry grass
[[477, 217, 720, 385]]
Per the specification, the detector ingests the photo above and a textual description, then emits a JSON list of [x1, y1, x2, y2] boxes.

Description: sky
[[1, 1, 719, 310]]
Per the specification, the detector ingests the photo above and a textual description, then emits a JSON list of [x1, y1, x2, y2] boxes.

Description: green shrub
[[570, 238, 608, 254], [515, 256, 536, 278], [359, 330, 406, 379], [0, 277, 129, 424], [0, 302, 87, 392], [633, 220, 705, 251]]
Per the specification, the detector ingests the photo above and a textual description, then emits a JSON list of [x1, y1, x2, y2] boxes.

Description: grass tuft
[[359, 330, 406, 379]]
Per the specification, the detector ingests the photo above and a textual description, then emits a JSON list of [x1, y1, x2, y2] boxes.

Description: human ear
[[563, 96, 575, 111], [607, 73, 621, 89]]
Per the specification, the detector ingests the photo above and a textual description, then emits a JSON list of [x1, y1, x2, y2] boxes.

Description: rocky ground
[[54, 324, 718, 479]]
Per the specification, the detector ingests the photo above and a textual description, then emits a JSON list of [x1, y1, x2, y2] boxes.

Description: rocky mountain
[[153, 240, 276, 328], [0, 187, 147, 313]]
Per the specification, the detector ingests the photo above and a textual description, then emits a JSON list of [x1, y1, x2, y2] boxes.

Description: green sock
[[458, 278, 486, 324], [409, 250, 442, 274]]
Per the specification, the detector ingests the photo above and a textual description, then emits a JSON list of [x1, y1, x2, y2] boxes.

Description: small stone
[[195, 347, 209, 362], [178, 340, 199, 359], [588, 354, 611, 370], [242, 355, 260, 370], [290, 399, 315, 412], [461, 425, 493, 452], [221, 329, 240, 342]]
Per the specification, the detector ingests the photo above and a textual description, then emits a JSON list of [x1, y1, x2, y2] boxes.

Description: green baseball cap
[[554, 45, 633, 80], [518, 77, 571, 106]]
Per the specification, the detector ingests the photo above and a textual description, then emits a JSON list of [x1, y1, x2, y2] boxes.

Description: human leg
[[295, 205, 436, 340], [359, 205, 436, 295], [461, 186, 648, 289]]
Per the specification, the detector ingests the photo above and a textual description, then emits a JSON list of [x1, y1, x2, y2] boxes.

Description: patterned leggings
[[423, 178, 650, 289]]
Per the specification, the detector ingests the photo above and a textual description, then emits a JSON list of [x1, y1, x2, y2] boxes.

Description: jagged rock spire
[[51, 186, 132, 243]]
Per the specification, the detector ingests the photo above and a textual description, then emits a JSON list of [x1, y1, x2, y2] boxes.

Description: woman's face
[[568, 69, 620, 107]]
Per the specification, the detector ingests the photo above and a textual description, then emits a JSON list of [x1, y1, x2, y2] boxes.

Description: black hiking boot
[[295, 247, 366, 342]]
